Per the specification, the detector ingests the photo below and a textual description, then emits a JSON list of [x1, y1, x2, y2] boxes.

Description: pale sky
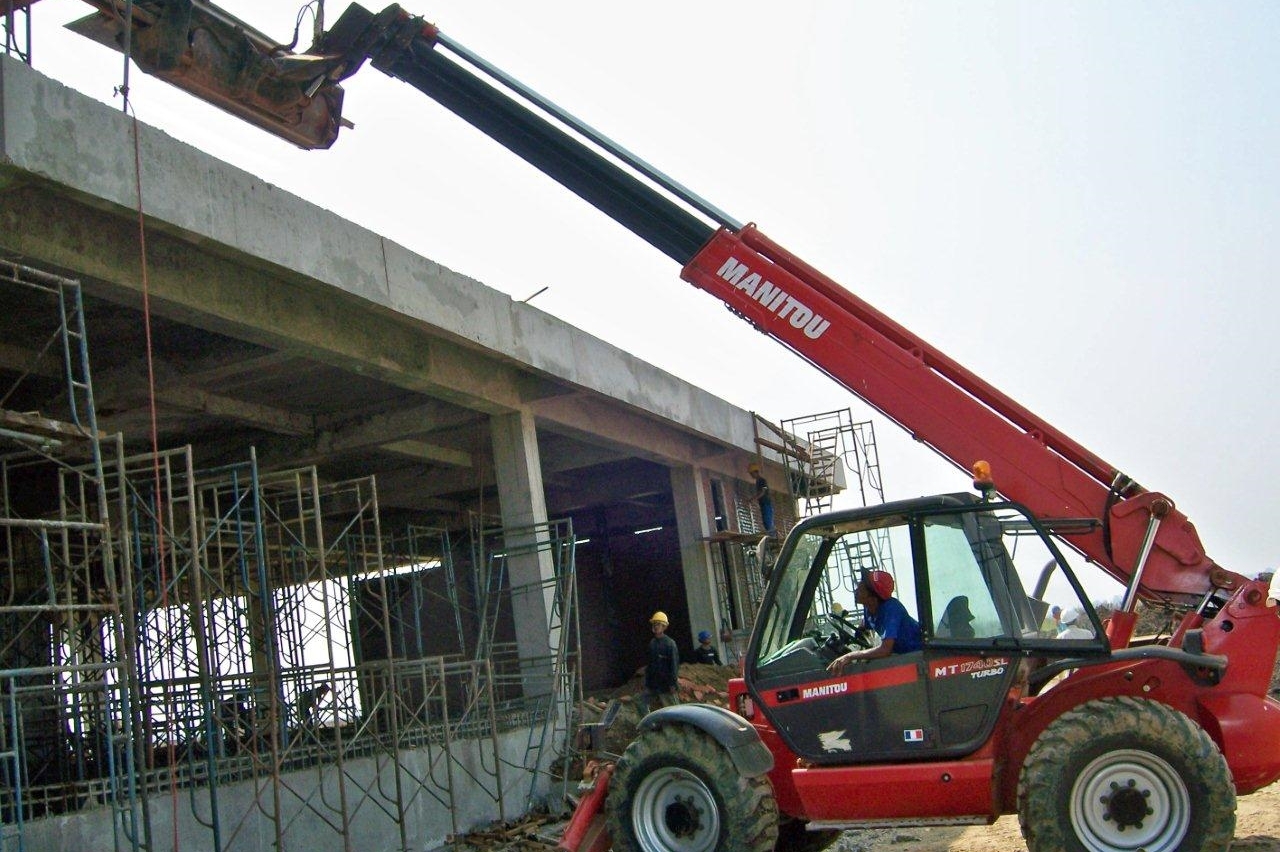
[[19, 1, 1280, 587]]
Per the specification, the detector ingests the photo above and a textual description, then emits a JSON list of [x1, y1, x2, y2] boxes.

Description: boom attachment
[[66, 0, 349, 148]]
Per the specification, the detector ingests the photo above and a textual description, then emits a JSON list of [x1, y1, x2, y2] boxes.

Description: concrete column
[[669, 465, 720, 651], [489, 410, 557, 696]]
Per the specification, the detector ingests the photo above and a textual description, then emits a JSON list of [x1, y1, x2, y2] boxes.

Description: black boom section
[[371, 39, 715, 266]]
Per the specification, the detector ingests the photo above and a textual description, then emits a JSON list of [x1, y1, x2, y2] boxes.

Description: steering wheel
[[828, 611, 875, 650], [819, 631, 848, 659], [817, 622, 875, 665]]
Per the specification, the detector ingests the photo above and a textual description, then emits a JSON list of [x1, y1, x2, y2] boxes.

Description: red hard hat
[[864, 570, 895, 600]]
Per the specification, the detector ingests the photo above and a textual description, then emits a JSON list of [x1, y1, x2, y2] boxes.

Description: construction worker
[[692, 630, 722, 665], [1039, 604, 1062, 637], [748, 462, 775, 534], [296, 681, 331, 728], [639, 611, 680, 714], [1057, 610, 1095, 640], [826, 570, 921, 671]]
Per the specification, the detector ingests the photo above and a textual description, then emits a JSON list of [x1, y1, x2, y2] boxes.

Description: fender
[[640, 703, 774, 777]]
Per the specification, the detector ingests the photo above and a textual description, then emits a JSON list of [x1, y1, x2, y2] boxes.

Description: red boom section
[[683, 226, 1228, 599]]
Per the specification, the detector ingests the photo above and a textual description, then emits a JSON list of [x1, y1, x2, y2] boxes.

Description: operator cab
[[747, 493, 1109, 765]]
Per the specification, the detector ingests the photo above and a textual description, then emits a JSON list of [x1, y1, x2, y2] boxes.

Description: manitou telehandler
[[58, 3, 1280, 850]]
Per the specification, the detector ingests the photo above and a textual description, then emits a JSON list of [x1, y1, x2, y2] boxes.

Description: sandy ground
[[830, 779, 1280, 851]]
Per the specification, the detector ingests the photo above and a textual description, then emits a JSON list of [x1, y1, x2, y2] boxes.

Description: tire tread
[[606, 724, 778, 852], [1017, 696, 1235, 852]]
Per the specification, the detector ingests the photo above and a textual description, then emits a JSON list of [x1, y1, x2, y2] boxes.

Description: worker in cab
[[826, 570, 922, 672]]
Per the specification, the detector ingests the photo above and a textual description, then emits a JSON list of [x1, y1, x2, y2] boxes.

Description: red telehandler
[[58, 3, 1280, 850]]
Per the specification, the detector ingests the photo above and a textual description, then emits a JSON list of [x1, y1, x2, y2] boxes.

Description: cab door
[[917, 510, 1022, 754], [750, 515, 936, 764], [920, 505, 1110, 753]]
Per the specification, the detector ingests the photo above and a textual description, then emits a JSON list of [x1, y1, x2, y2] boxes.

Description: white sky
[[19, 1, 1280, 586]]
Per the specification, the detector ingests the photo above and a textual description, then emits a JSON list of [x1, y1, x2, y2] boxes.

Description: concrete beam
[[379, 439, 472, 468], [313, 401, 478, 453], [154, 385, 315, 435], [531, 392, 730, 469], [0, 184, 526, 414]]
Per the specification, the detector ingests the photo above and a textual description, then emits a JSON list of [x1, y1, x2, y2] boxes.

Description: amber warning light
[[972, 461, 996, 499]]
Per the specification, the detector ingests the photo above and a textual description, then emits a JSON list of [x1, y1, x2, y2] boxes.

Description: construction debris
[[448, 662, 739, 849], [438, 811, 563, 851]]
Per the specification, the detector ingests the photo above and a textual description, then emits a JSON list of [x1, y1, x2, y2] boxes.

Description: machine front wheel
[[1018, 696, 1235, 852], [605, 723, 778, 852]]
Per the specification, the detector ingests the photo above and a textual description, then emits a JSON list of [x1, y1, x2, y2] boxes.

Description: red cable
[[128, 105, 180, 852]]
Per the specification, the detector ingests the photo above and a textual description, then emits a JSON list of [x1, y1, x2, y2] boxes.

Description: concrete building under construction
[[0, 39, 885, 852]]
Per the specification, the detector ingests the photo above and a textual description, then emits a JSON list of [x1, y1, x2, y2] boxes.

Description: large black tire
[[775, 817, 841, 852], [1018, 696, 1236, 852], [605, 723, 778, 852]]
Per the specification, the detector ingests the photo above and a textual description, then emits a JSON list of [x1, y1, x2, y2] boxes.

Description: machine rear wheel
[[605, 723, 778, 852], [1018, 696, 1235, 852]]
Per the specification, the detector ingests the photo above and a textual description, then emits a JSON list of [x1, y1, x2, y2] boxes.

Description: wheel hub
[[631, 764, 721, 852], [1100, 779, 1153, 831], [664, 794, 706, 838], [1070, 748, 1190, 852]]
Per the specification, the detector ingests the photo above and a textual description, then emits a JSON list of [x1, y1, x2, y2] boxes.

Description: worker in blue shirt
[[691, 630, 722, 665], [826, 570, 922, 672]]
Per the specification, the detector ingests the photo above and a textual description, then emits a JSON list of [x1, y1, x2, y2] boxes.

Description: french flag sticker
[[903, 729, 924, 743]]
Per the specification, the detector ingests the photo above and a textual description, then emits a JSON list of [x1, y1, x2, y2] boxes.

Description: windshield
[[756, 529, 828, 664]]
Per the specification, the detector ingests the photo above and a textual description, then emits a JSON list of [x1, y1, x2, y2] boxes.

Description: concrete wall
[[22, 723, 554, 852]]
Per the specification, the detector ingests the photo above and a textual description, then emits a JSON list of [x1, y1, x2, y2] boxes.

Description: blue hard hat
[[697, 630, 712, 642]]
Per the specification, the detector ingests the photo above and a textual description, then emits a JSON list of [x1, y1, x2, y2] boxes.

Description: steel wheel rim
[[1069, 748, 1190, 852], [631, 764, 720, 852]]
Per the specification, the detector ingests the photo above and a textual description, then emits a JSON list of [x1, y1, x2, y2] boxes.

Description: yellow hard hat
[[649, 611, 669, 625]]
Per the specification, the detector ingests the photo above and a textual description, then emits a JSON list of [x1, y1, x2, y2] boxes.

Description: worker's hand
[[827, 651, 856, 673]]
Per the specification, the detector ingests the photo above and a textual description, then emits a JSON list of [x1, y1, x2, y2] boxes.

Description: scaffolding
[[775, 408, 896, 595], [2, 1, 34, 64], [0, 261, 139, 851], [733, 409, 898, 622], [0, 259, 583, 851], [469, 517, 582, 814], [767, 408, 882, 517]]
